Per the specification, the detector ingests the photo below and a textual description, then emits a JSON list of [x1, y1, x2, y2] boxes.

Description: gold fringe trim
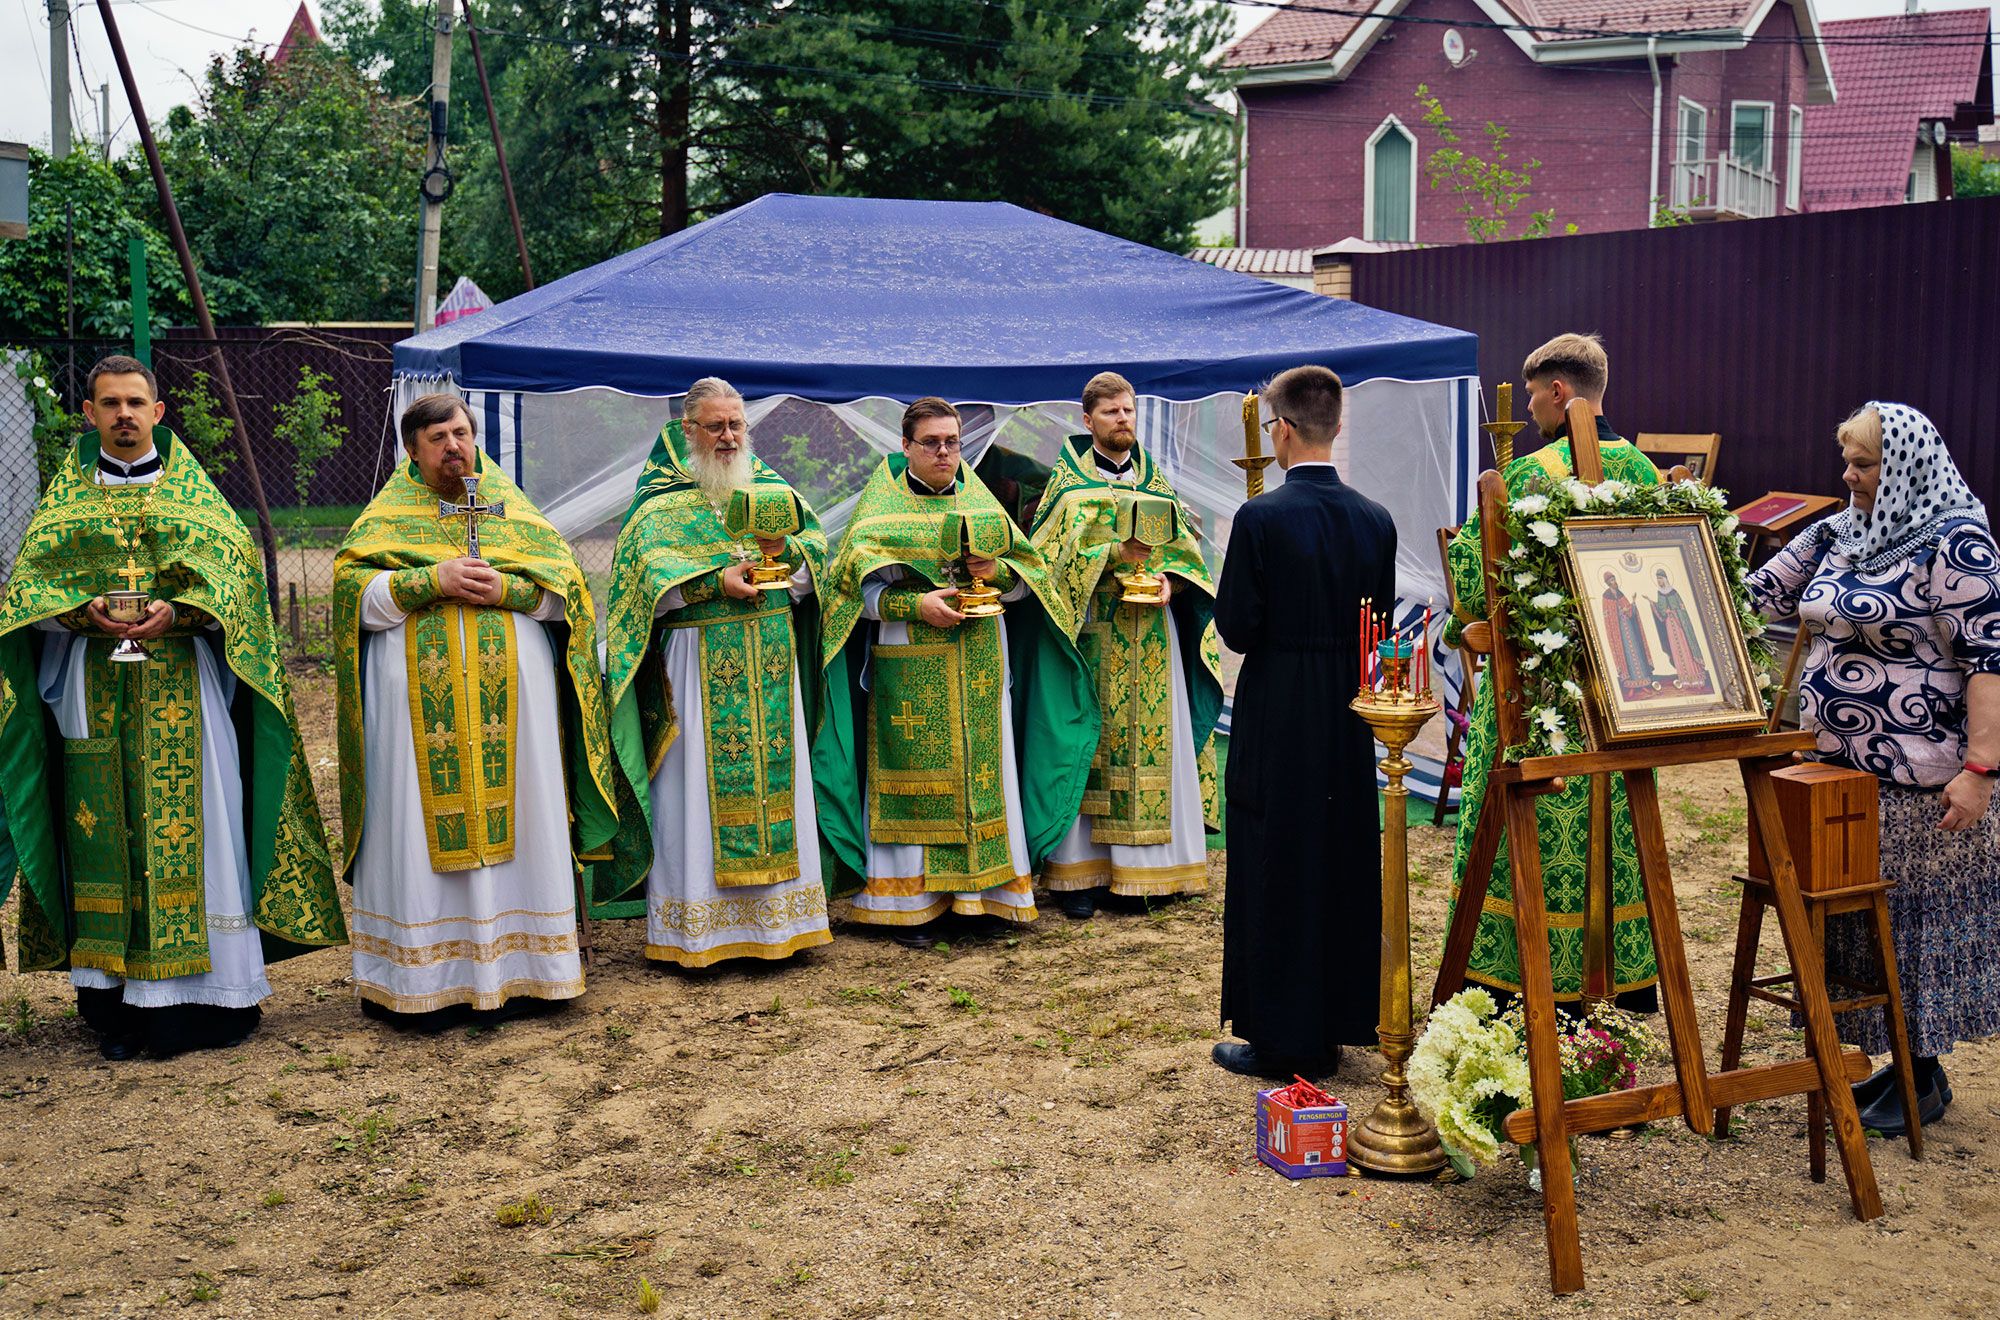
[[1087, 826, 1174, 847], [351, 929, 578, 968], [840, 897, 951, 927], [645, 928, 832, 968], [948, 895, 1038, 923], [1479, 895, 1651, 928], [354, 976, 585, 1014], [1465, 969, 1661, 1000], [713, 856, 804, 888]]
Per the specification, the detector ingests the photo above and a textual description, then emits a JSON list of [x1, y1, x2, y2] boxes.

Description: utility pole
[[48, 1, 72, 157], [415, 7, 455, 331], [95, 0, 284, 618]]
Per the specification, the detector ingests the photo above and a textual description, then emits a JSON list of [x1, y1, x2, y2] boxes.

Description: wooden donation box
[[1748, 763, 1881, 893]]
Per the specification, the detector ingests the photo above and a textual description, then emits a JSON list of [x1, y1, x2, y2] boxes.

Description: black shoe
[[146, 1005, 261, 1059], [892, 928, 936, 950], [475, 996, 570, 1026], [361, 998, 470, 1034], [1857, 1070, 1946, 1137], [1211, 1041, 1341, 1080], [97, 1032, 145, 1061], [1057, 891, 1097, 920], [1851, 1063, 1899, 1110]]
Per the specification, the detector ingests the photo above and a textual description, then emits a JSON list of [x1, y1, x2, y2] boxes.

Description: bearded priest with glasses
[[812, 397, 1098, 947], [598, 378, 834, 968]]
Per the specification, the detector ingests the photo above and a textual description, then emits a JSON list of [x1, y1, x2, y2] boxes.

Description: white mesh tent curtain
[[390, 375, 1480, 806]]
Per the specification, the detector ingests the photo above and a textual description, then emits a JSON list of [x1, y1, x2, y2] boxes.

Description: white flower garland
[[1496, 476, 1773, 758]]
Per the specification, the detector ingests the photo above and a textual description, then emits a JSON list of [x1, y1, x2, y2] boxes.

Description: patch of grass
[[637, 1276, 663, 1313], [5, 993, 37, 1038], [446, 1269, 488, 1289], [605, 1020, 634, 1042], [946, 986, 980, 1012], [1679, 1283, 1710, 1304], [810, 1148, 858, 1188], [320, 1053, 352, 1071], [495, 1193, 553, 1228], [260, 1189, 288, 1210], [888, 1142, 910, 1156], [695, 1260, 725, 1278]]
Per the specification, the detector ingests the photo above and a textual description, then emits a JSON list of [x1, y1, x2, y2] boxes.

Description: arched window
[[1365, 116, 1418, 243]]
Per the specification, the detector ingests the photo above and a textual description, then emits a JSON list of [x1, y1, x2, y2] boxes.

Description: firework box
[[1255, 1085, 1349, 1179]]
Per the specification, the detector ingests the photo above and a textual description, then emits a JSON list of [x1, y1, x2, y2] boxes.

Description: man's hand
[[1939, 770, 1996, 830], [438, 557, 504, 605], [755, 536, 787, 559], [84, 597, 126, 636], [919, 587, 965, 628], [123, 600, 176, 640], [1116, 538, 1150, 566], [720, 563, 760, 601], [964, 556, 998, 581]]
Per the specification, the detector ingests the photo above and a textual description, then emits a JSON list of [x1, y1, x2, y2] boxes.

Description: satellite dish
[[1929, 120, 1948, 147], [1442, 29, 1475, 67]]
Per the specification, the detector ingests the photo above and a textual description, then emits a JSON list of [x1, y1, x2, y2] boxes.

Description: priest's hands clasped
[[84, 596, 175, 639], [437, 555, 506, 605]]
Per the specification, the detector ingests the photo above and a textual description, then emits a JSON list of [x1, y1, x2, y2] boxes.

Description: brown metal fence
[[5, 327, 407, 656], [1347, 196, 2000, 514]]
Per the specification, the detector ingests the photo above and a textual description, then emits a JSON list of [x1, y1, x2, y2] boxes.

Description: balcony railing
[[1669, 153, 1779, 220]]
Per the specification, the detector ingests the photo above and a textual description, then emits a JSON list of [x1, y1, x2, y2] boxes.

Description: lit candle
[[1420, 600, 1433, 693]]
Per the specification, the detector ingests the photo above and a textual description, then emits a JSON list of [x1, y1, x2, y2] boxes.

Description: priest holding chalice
[[0, 355, 344, 1060], [1028, 372, 1226, 920]]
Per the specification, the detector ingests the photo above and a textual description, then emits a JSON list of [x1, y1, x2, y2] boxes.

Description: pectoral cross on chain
[[439, 474, 507, 559], [115, 555, 147, 593]]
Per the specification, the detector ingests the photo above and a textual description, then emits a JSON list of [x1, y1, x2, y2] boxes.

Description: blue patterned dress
[[1750, 516, 2000, 1055]]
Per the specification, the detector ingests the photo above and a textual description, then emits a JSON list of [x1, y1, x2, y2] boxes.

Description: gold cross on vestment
[[890, 700, 926, 738], [975, 763, 995, 792], [968, 669, 995, 702], [115, 555, 147, 593]]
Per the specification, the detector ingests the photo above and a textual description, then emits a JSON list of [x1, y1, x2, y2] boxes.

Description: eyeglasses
[[692, 418, 748, 438], [1260, 416, 1292, 434], [910, 437, 962, 455]]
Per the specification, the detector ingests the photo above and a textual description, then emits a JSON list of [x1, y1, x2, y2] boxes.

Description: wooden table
[[1734, 491, 1845, 564]]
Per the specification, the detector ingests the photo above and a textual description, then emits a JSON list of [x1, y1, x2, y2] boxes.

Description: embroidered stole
[[1078, 576, 1175, 845], [64, 636, 210, 978], [661, 594, 801, 887], [868, 615, 1012, 890], [405, 604, 518, 871]]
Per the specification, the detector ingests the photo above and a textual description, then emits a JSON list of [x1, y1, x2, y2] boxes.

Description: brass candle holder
[[1347, 641, 1446, 1177], [941, 508, 1013, 620], [1112, 491, 1178, 606]]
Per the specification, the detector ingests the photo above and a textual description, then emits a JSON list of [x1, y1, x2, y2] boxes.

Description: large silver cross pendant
[[439, 473, 507, 558]]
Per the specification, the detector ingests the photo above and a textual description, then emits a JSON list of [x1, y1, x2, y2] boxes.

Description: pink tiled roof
[[1803, 8, 1994, 210], [1190, 247, 1318, 275], [1224, 0, 1773, 68]]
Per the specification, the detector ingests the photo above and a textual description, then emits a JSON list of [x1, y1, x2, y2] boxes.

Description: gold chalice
[[724, 486, 805, 592], [104, 590, 153, 663], [940, 508, 1013, 619], [1112, 492, 1178, 606]]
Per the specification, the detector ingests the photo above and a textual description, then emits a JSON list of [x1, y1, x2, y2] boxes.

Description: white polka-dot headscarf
[[1828, 401, 1986, 573]]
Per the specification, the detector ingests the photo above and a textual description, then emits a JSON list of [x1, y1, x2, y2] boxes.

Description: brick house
[[1803, 8, 1996, 210], [1225, 0, 1837, 246]]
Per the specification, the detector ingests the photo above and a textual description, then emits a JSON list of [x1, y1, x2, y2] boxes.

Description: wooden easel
[[1431, 398, 1880, 1294]]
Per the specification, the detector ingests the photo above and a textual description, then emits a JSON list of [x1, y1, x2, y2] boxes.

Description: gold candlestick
[[1482, 382, 1528, 470], [1347, 686, 1447, 1177], [1234, 392, 1276, 499]]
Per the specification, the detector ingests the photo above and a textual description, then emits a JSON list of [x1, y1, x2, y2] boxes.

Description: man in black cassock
[[1211, 365, 1396, 1078]]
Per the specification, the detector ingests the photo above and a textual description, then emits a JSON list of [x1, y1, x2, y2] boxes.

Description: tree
[[149, 43, 424, 324], [1951, 144, 2000, 199], [1414, 84, 1575, 243], [707, 0, 1238, 253], [0, 150, 185, 341]]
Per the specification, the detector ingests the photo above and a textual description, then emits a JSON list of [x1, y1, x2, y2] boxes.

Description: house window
[[1787, 106, 1804, 210], [1678, 99, 1708, 163], [1365, 116, 1417, 243], [1731, 102, 1773, 171]]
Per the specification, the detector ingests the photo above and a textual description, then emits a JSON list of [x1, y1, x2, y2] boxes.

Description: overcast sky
[[1, 0, 1990, 154]]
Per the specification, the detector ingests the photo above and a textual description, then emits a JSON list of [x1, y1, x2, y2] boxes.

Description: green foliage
[[1951, 144, 2000, 199], [13, 353, 85, 488], [1650, 195, 1696, 228], [1414, 84, 1574, 242], [272, 367, 349, 509], [0, 150, 184, 339], [172, 369, 237, 480], [152, 44, 423, 323]]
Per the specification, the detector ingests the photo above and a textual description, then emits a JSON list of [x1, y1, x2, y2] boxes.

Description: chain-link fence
[[5, 329, 404, 656]]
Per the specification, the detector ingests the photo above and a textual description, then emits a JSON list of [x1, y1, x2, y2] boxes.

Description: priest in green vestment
[[1028, 372, 1224, 919], [0, 355, 345, 1060], [1443, 334, 1661, 1006], [333, 394, 617, 1021], [599, 378, 833, 967], [812, 397, 1098, 947]]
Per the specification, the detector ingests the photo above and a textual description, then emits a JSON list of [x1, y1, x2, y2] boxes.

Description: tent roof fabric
[[393, 195, 1475, 403], [1803, 8, 1994, 212]]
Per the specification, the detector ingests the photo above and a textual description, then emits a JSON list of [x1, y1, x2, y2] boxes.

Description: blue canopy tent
[[393, 193, 1481, 806]]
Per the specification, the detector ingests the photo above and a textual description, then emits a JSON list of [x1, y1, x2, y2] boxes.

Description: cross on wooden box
[[1747, 763, 1880, 893]]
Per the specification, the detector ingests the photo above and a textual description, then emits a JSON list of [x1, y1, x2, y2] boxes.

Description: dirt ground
[[3, 666, 1997, 1320]]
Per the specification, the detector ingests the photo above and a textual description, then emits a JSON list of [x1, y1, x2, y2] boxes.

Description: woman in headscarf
[[1748, 402, 2000, 1137]]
